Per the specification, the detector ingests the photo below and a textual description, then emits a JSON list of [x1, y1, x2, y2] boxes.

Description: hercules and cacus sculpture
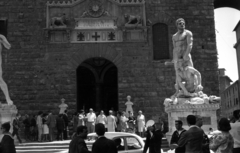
[[164, 18, 220, 106]]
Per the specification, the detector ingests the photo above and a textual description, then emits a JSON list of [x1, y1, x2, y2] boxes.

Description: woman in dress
[[120, 111, 129, 132], [137, 110, 145, 137], [209, 118, 234, 153], [97, 110, 107, 130], [42, 113, 49, 142], [78, 110, 85, 127], [107, 110, 117, 132]]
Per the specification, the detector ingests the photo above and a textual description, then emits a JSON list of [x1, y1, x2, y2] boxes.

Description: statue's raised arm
[[0, 34, 13, 105]]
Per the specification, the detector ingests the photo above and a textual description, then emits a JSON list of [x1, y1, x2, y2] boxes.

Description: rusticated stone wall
[[0, 0, 219, 121]]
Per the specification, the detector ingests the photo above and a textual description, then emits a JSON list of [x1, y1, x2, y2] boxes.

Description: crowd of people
[[0, 108, 240, 153], [168, 109, 240, 153]]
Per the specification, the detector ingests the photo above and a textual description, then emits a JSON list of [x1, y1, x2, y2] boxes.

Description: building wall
[[0, 0, 219, 119], [220, 81, 240, 118]]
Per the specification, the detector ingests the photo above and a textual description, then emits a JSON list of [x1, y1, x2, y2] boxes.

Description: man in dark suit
[[92, 123, 117, 153], [62, 109, 69, 140], [47, 110, 56, 141], [68, 125, 91, 153], [170, 120, 186, 153], [143, 122, 163, 153], [178, 115, 204, 153]]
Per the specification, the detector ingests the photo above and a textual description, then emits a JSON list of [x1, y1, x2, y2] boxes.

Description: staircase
[[16, 141, 70, 153]]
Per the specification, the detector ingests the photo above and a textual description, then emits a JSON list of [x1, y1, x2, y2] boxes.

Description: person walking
[[178, 115, 204, 153], [120, 111, 128, 132], [36, 111, 43, 142], [143, 122, 163, 153], [230, 109, 240, 153], [210, 118, 234, 153], [47, 111, 56, 141], [137, 110, 145, 137], [92, 123, 117, 153], [56, 114, 65, 141], [12, 113, 22, 144], [0, 122, 16, 153], [170, 120, 186, 153], [106, 110, 116, 132], [86, 108, 96, 133], [30, 114, 37, 141], [68, 126, 91, 153]]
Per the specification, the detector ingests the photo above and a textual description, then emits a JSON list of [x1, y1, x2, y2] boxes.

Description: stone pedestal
[[0, 104, 18, 134], [165, 103, 220, 142]]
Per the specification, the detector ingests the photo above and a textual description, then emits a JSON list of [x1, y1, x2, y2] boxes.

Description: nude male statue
[[175, 60, 203, 97], [172, 18, 193, 67], [0, 34, 13, 105]]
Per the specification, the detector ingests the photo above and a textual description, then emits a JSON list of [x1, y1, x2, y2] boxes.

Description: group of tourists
[[169, 110, 240, 153], [72, 108, 147, 137]]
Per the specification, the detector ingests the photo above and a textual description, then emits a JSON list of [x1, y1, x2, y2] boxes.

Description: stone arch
[[68, 44, 123, 70], [214, 0, 240, 11], [149, 11, 174, 26]]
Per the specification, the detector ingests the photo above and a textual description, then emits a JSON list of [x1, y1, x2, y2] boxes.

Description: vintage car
[[86, 132, 146, 153]]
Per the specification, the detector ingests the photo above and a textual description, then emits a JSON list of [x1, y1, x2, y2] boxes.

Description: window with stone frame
[[152, 23, 170, 60], [0, 19, 8, 37]]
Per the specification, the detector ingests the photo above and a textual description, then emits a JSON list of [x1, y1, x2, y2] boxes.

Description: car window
[[125, 136, 142, 150], [113, 137, 125, 151]]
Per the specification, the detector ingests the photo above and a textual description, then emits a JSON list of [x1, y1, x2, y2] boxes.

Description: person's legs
[[14, 130, 22, 143], [38, 126, 42, 141], [91, 123, 95, 133], [49, 127, 53, 141]]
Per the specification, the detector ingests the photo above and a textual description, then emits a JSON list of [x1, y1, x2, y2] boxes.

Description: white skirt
[[43, 124, 49, 134]]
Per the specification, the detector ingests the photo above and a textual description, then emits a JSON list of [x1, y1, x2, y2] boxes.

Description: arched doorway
[[77, 57, 118, 114]]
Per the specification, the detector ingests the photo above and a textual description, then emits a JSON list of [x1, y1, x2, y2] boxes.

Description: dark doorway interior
[[77, 57, 118, 114]]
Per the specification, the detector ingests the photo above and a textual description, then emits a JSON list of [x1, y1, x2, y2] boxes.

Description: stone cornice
[[47, 0, 145, 6], [165, 104, 220, 113]]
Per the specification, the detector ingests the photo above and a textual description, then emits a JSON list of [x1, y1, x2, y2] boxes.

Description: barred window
[[152, 23, 170, 60]]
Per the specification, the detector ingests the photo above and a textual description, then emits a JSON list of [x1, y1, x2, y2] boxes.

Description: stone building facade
[[0, 0, 219, 120]]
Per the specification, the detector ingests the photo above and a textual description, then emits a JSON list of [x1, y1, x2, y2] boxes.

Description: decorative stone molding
[[47, 0, 145, 6], [165, 103, 220, 112]]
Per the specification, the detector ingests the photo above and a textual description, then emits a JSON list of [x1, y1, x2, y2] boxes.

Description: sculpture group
[[164, 18, 220, 106]]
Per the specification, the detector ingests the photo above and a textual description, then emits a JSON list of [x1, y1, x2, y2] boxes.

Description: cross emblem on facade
[[77, 32, 85, 41], [108, 32, 115, 40], [92, 32, 100, 41]]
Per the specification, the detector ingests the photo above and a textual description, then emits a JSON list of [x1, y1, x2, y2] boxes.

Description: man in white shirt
[[86, 108, 96, 133], [230, 109, 240, 153]]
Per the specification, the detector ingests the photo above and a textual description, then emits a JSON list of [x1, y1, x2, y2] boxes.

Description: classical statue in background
[[50, 13, 68, 28], [125, 95, 133, 117], [124, 14, 142, 27], [0, 34, 13, 105], [59, 98, 68, 114], [164, 18, 220, 106]]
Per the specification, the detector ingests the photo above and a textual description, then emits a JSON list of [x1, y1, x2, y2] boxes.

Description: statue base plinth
[[165, 103, 219, 142], [0, 104, 18, 134]]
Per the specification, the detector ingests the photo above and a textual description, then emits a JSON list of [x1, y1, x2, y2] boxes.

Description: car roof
[[88, 132, 142, 140]]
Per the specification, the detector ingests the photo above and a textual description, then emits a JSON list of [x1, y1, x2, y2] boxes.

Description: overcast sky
[[214, 8, 240, 82]]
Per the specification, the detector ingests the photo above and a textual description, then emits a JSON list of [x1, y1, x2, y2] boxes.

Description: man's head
[[95, 123, 105, 136], [1, 122, 10, 133], [89, 108, 93, 113], [195, 115, 203, 127], [114, 138, 122, 146], [155, 122, 163, 131], [61, 98, 65, 103], [48, 110, 52, 115], [186, 115, 196, 126], [109, 110, 113, 115], [138, 110, 142, 115], [233, 109, 240, 120], [175, 120, 183, 130], [176, 18, 185, 30], [77, 126, 88, 139], [100, 110, 104, 115]]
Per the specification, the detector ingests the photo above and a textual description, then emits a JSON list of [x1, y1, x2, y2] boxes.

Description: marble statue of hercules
[[0, 34, 13, 105]]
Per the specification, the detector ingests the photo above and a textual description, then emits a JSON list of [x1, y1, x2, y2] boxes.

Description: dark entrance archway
[[77, 57, 118, 113]]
